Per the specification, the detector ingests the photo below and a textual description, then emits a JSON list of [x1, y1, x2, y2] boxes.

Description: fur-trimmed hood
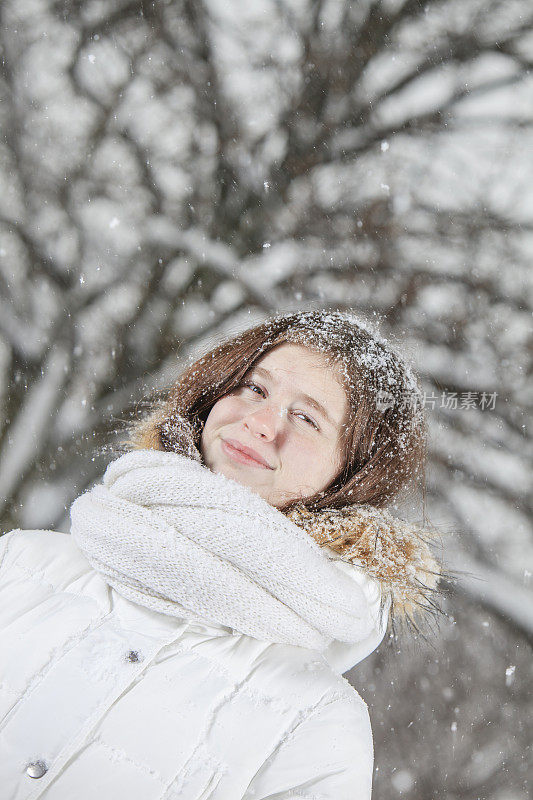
[[286, 504, 441, 633]]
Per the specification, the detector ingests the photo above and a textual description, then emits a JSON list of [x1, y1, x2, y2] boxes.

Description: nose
[[244, 404, 284, 441]]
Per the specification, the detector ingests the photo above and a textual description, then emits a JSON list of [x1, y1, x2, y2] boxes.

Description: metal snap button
[[26, 760, 48, 779], [125, 650, 142, 663]]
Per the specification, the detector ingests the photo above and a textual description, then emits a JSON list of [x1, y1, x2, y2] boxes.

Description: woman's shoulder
[[0, 528, 100, 594], [2, 528, 82, 564], [240, 638, 367, 714]]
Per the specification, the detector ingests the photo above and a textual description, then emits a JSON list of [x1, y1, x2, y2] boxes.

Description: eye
[[293, 411, 319, 430], [239, 382, 319, 431], [242, 382, 266, 397]]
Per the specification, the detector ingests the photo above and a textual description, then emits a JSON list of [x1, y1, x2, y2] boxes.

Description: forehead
[[256, 342, 333, 374]]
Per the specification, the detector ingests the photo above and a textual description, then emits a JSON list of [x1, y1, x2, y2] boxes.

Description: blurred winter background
[[0, 0, 532, 796]]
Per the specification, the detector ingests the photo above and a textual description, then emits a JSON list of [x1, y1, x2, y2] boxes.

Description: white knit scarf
[[70, 449, 380, 653]]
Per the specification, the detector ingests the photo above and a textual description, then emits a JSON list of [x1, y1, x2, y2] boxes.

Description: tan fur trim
[[285, 504, 441, 629], [128, 407, 166, 451]]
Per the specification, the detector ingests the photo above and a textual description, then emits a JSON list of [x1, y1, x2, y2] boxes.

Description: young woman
[[0, 310, 440, 800]]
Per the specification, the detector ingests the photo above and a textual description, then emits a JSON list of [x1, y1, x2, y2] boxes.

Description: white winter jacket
[[0, 449, 400, 800], [0, 451, 440, 799], [0, 527, 379, 800]]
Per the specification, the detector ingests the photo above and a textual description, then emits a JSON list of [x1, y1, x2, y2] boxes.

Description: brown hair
[[129, 310, 427, 511]]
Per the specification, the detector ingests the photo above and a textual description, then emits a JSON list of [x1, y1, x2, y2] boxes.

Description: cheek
[[290, 438, 341, 476], [291, 438, 317, 459], [285, 439, 325, 474], [204, 396, 242, 433]]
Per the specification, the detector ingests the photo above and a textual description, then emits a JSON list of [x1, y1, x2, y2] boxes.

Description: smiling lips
[[221, 439, 274, 469]]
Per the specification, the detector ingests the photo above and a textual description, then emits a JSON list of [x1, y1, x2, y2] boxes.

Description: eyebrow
[[248, 365, 338, 429]]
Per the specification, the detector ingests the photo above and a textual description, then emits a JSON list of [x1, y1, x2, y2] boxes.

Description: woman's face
[[200, 343, 349, 508]]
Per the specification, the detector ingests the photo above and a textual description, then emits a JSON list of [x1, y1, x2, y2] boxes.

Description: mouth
[[221, 439, 274, 470]]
